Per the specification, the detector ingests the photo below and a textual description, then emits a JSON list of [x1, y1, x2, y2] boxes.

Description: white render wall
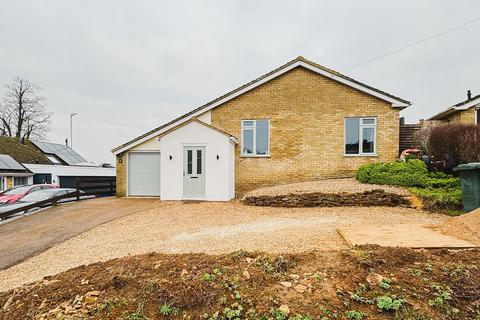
[[158, 121, 235, 201], [23, 163, 115, 186]]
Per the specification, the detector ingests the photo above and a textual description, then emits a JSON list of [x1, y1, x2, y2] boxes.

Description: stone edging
[[241, 190, 412, 208]]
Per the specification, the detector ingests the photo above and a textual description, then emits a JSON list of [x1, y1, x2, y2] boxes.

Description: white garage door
[[128, 152, 160, 196]]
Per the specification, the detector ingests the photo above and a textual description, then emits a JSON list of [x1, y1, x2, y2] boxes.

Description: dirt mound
[[1, 247, 479, 320], [439, 208, 480, 244]]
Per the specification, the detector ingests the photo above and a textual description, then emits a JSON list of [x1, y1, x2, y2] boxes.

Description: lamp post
[[70, 113, 78, 148]]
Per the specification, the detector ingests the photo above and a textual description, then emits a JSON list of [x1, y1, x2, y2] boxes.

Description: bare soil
[[0, 202, 449, 292], [438, 208, 480, 244], [1, 246, 479, 320]]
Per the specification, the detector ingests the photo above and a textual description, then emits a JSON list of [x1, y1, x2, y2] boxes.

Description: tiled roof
[[113, 56, 410, 153]]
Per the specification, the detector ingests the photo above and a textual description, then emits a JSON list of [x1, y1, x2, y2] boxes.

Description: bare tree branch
[[1, 77, 51, 140]]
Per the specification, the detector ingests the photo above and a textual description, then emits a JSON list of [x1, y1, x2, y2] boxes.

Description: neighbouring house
[[0, 136, 115, 191], [112, 56, 411, 200], [428, 91, 480, 125]]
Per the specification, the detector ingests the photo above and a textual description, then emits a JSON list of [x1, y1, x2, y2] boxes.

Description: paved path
[[0, 197, 160, 270], [338, 224, 478, 248]]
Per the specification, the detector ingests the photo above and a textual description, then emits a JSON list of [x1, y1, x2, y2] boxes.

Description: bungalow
[[112, 56, 411, 201], [428, 91, 480, 125], [0, 136, 115, 191]]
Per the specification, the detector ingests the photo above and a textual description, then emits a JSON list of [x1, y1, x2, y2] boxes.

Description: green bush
[[356, 159, 462, 211], [356, 160, 459, 189]]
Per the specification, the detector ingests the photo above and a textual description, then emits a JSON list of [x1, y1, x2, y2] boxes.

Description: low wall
[[242, 190, 412, 208]]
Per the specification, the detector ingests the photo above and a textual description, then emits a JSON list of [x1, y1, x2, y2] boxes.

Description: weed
[[379, 278, 392, 290], [345, 310, 367, 320], [92, 297, 127, 314], [223, 303, 243, 320], [202, 273, 216, 282], [123, 302, 148, 320], [450, 264, 470, 277], [376, 295, 404, 311], [269, 308, 288, 320], [350, 283, 374, 305], [395, 307, 432, 320], [159, 303, 179, 316], [408, 268, 423, 277], [428, 284, 459, 315], [291, 315, 313, 320]]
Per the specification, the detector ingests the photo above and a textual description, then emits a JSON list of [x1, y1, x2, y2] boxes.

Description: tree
[[0, 77, 51, 140]]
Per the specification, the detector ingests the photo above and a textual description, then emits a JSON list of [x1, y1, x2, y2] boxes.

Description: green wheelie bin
[[454, 163, 480, 212]]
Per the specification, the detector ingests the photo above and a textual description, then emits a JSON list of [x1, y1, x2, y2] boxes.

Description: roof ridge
[[112, 56, 410, 153]]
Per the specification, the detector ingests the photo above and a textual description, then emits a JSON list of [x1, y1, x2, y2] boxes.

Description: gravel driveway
[[0, 201, 448, 292]]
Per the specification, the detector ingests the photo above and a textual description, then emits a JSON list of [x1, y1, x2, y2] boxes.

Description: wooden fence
[[0, 190, 82, 220], [75, 176, 116, 197], [0, 177, 116, 220]]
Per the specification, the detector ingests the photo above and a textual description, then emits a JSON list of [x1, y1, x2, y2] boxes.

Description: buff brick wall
[[443, 108, 476, 124], [210, 67, 400, 194], [116, 153, 126, 197]]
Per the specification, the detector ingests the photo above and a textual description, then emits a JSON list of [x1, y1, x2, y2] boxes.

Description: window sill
[[343, 154, 378, 157], [240, 154, 271, 158]]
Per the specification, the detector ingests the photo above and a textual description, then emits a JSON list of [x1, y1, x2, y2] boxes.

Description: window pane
[[242, 120, 254, 127], [187, 150, 192, 174], [196, 150, 202, 174], [477, 109, 480, 125], [255, 120, 269, 155], [362, 127, 375, 153], [362, 118, 375, 125], [345, 118, 359, 154], [242, 129, 254, 154], [14, 177, 27, 186]]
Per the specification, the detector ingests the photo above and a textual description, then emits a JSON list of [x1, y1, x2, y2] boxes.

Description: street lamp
[[70, 113, 78, 148]]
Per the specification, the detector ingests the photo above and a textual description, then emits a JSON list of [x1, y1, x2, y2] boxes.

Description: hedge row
[[356, 159, 462, 211]]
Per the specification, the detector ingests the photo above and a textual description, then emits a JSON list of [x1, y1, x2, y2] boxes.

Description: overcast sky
[[1, 1, 479, 164]]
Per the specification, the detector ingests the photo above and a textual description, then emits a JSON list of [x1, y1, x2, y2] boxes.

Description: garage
[[128, 152, 160, 196]]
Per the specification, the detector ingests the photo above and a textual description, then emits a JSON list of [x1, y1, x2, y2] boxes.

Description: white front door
[[183, 146, 205, 198]]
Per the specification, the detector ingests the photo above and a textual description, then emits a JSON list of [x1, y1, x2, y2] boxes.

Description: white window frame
[[475, 107, 479, 125], [241, 119, 270, 157], [344, 117, 377, 156]]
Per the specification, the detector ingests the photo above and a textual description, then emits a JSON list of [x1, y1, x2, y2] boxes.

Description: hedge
[[356, 159, 462, 211]]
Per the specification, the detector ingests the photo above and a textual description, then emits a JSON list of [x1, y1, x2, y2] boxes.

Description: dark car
[[0, 188, 84, 219]]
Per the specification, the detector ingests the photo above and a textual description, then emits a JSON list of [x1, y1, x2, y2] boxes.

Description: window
[[476, 108, 480, 125], [14, 177, 28, 186], [241, 120, 269, 156], [345, 117, 377, 155], [0, 177, 5, 192]]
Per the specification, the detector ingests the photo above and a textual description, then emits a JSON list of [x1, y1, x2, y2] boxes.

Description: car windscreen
[[1, 186, 31, 195], [19, 190, 57, 202]]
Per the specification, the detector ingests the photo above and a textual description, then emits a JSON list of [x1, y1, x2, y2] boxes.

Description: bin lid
[[454, 163, 480, 171]]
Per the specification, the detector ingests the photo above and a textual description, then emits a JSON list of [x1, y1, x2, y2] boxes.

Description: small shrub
[[418, 123, 480, 165]]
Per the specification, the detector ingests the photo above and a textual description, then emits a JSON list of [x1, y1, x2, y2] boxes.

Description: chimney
[[467, 90, 472, 100]]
